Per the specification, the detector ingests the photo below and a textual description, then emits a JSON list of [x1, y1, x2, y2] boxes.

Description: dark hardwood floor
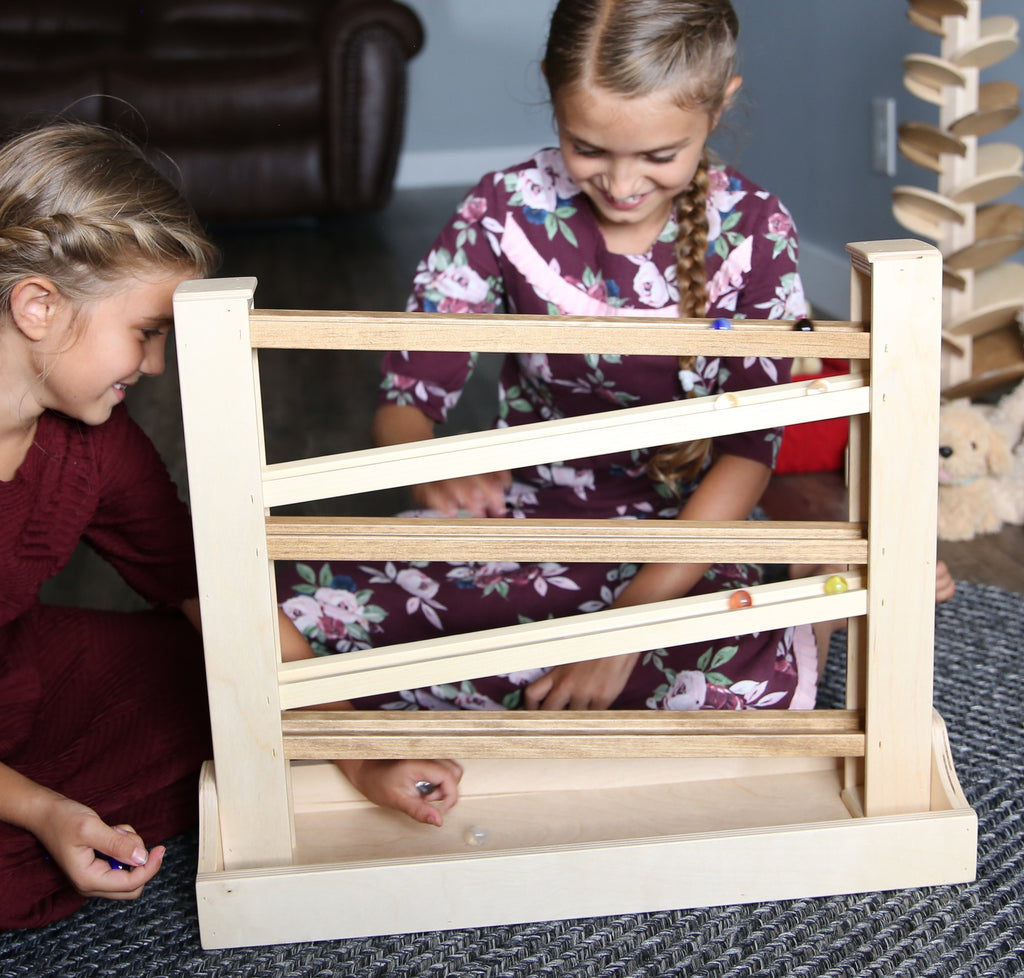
[[42, 186, 1024, 608]]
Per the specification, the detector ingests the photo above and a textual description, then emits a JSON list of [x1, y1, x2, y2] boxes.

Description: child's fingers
[[94, 824, 151, 871], [423, 765, 462, 815], [432, 758, 464, 785], [523, 672, 554, 709], [481, 472, 511, 517], [935, 560, 956, 603], [392, 787, 445, 827], [407, 760, 463, 823], [416, 474, 510, 518], [89, 845, 165, 899]]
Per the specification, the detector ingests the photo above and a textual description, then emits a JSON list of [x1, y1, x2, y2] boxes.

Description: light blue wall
[[398, 0, 1024, 316], [732, 0, 1024, 314]]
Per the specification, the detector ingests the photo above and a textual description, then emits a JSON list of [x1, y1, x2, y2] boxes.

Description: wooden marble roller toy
[[173, 239, 976, 950]]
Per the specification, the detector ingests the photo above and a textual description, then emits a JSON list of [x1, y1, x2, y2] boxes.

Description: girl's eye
[[573, 145, 602, 158], [141, 327, 166, 340], [647, 154, 676, 164]]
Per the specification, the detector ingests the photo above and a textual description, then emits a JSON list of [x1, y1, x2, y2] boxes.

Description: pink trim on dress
[[790, 622, 819, 710], [501, 216, 681, 318]]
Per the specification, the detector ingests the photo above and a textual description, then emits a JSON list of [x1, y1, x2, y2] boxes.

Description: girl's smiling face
[[31, 270, 189, 426], [554, 81, 736, 255]]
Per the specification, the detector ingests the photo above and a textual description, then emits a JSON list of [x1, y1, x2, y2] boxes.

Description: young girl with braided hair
[[276, 0, 815, 824], [0, 122, 219, 927]]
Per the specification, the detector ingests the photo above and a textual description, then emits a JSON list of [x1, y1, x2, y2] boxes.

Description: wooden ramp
[[173, 240, 976, 949]]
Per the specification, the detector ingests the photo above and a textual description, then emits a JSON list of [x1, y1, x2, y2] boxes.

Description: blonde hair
[[544, 0, 740, 492], [0, 122, 218, 326]]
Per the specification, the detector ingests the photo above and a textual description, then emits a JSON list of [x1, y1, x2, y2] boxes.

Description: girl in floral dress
[[277, 0, 816, 824]]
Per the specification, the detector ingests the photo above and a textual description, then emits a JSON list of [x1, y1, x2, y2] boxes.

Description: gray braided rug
[[2, 580, 1022, 978]]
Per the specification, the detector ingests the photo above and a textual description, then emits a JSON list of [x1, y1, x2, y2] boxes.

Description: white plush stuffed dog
[[937, 380, 1024, 541], [937, 399, 1011, 541], [987, 379, 1024, 528]]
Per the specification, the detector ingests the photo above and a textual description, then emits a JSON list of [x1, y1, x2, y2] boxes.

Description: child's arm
[[524, 453, 771, 710], [373, 403, 511, 517], [0, 761, 164, 900], [335, 759, 463, 827], [180, 596, 202, 633], [278, 607, 464, 824]]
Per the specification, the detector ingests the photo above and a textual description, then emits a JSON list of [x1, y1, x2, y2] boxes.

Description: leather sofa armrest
[[321, 0, 424, 210]]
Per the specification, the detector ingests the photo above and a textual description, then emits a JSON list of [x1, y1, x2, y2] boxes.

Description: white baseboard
[[395, 144, 544, 190]]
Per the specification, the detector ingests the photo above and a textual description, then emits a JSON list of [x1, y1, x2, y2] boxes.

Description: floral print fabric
[[278, 148, 810, 711]]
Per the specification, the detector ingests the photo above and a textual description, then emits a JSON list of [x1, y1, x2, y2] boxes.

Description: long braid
[[544, 0, 739, 498], [646, 152, 713, 494]]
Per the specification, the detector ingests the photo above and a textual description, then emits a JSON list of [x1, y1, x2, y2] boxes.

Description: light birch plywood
[[174, 240, 976, 949], [279, 710, 866, 760], [850, 243, 942, 817], [195, 716, 975, 948], [266, 516, 868, 564], [174, 278, 293, 869]]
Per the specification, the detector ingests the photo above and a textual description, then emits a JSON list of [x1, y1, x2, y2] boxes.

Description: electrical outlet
[[872, 96, 897, 177]]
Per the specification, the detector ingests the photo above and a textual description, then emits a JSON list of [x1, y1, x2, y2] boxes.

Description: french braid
[[0, 122, 217, 325]]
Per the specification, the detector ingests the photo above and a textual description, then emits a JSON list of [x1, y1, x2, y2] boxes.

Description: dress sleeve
[[379, 177, 510, 424], [83, 408, 198, 607], [710, 192, 806, 469]]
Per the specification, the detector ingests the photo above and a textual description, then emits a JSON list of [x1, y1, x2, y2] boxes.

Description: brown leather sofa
[[0, 0, 424, 219]]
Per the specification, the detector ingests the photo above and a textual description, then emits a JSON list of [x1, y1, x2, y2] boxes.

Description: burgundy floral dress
[[277, 148, 815, 712]]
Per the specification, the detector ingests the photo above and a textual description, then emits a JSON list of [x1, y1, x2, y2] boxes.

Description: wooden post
[[847, 241, 942, 816], [175, 278, 293, 869]]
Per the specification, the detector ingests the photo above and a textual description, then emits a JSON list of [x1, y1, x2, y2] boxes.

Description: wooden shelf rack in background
[[896, 0, 1024, 397]]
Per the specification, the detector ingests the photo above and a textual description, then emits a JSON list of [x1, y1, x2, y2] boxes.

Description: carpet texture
[[2, 580, 1022, 978]]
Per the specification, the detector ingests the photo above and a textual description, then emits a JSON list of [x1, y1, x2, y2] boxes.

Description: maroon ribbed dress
[[0, 406, 210, 929]]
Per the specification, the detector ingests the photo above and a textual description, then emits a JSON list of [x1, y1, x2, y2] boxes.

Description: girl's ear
[[9, 277, 65, 341], [713, 75, 743, 129]]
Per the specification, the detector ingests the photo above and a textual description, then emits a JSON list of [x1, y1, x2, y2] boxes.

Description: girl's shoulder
[[462, 147, 582, 212], [706, 163, 793, 219], [33, 406, 160, 482]]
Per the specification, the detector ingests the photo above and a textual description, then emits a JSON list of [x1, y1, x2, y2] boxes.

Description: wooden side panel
[[174, 279, 293, 869], [848, 242, 943, 816]]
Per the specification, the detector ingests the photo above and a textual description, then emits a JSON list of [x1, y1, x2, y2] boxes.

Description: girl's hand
[[32, 796, 163, 900], [338, 759, 463, 826], [524, 652, 640, 710], [935, 559, 956, 603], [412, 471, 512, 517], [372, 404, 511, 517]]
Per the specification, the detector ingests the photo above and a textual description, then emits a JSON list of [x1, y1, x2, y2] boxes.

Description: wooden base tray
[[195, 714, 977, 949]]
